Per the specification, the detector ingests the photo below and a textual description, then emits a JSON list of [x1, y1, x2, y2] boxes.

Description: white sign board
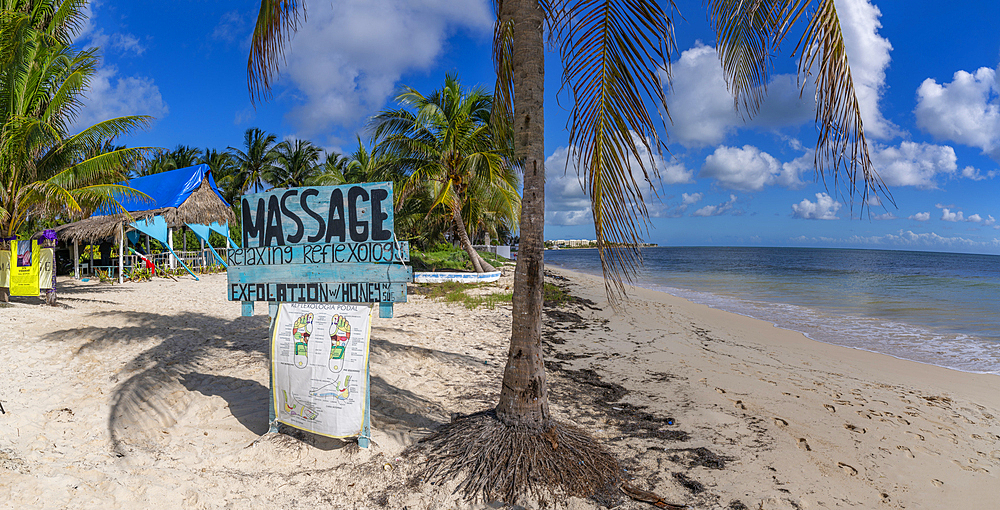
[[271, 302, 373, 438]]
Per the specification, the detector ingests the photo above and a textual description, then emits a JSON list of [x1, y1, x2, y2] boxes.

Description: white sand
[[1, 267, 998, 509]]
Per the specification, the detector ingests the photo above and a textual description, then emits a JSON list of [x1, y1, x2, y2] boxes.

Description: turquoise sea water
[[545, 247, 1000, 374]]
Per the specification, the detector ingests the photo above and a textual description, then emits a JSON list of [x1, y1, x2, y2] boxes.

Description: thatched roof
[[50, 174, 234, 244]]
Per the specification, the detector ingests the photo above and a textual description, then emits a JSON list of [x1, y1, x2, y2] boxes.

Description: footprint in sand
[[897, 446, 915, 458], [952, 459, 989, 473], [774, 417, 788, 427], [844, 423, 866, 434], [733, 400, 747, 410], [906, 431, 926, 441], [716, 387, 726, 394], [931, 479, 944, 487], [824, 404, 836, 413], [797, 438, 811, 451], [837, 462, 858, 476]]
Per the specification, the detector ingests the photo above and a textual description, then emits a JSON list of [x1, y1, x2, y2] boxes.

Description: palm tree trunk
[[495, 0, 549, 429], [452, 206, 495, 273]]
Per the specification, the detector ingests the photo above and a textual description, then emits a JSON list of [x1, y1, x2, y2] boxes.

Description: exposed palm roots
[[408, 409, 623, 505]]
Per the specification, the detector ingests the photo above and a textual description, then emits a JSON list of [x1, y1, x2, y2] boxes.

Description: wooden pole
[[89, 242, 94, 276], [168, 227, 175, 269], [73, 240, 79, 279], [118, 223, 124, 284]]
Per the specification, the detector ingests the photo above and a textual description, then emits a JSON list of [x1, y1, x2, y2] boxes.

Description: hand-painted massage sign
[[227, 182, 413, 319], [226, 182, 412, 447]]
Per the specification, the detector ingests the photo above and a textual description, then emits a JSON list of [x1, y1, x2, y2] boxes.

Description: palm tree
[[371, 75, 520, 273], [200, 148, 240, 204], [228, 127, 279, 195], [0, 0, 153, 240], [247, 0, 884, 502], [268, 138, 322, 188], [168, 144, 202, 170]]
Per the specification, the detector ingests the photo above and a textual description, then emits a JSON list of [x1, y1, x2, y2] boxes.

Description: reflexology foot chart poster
[[272, 302, 374, 438]]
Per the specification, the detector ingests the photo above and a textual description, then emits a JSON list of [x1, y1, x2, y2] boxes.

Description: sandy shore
[[1, 267, 998, 509]]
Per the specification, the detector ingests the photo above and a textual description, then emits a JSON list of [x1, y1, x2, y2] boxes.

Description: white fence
[[473, 245, 511, 259]]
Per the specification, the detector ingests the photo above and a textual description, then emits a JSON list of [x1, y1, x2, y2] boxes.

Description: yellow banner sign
[[10, 240, 40, 296]]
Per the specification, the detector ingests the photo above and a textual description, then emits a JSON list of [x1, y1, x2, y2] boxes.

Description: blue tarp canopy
[[93, 164, 230, 215]]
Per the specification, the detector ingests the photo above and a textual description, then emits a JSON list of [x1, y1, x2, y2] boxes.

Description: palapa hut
[[52, 164, 235, 282]]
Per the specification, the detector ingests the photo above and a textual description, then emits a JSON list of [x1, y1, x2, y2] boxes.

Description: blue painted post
[[359, 352, 371, 448], [378, 302, 393, 318], [267, 302, 279, 434]]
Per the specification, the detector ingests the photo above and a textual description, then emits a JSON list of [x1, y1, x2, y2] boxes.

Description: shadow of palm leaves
[[43, 309, 466, 455], [45, 310, 269, 455]]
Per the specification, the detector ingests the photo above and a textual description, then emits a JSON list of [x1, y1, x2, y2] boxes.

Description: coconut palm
[[0, 0, 153, 240], [267, 138, 322, 188], [247, 0, 883, 502], [227, 127, 279, 195], [371, 75, 520, 273], [200, 148, 240, 204]]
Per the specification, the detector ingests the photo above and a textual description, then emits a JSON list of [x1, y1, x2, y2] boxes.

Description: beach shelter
[[51, 164, 235, 282]]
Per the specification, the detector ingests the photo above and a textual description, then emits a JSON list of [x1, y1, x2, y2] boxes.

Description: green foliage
[[543, 283, 571, 307], [0, 0, 156, 239], [418, 281, 513, 310], [410, 245, 507, 272]]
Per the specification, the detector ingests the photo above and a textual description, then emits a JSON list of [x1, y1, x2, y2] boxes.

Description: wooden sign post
[[227, 182, 411, 447]]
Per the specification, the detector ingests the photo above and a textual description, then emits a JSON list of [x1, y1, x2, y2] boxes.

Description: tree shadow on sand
[[42, 309, 454, 455]]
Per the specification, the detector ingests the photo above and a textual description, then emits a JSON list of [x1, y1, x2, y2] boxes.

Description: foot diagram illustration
[[281, 390, 318, 420], [309, 375, 352, 400], [329, 314, 351, 372], [292, 313, 314, 368]]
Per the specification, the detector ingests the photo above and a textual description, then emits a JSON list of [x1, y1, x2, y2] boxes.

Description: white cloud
[[941, 208, 964, 222], [681, 193, 703, 205], [909, 212, 930, 221], [280, 0, 492, 136], [870, 142, 957, 188], [87, 29, 145, 56], [544, 135, 692, 225], [834, 0, 899, 139], [960, 166, 998, 181], [940, 209, 997, 226], [699, 145, 805, 190], [213, 10, 249, 44], [71, 67, 168, 130], [873, 212, 896, 220], [844, 230, 1000, 251], [77, 4, 144, 56], [692, 194, 737, 217], [914, 66, 1000, 159], [792, 193, 841, 220], [664, 44, 813, 148]]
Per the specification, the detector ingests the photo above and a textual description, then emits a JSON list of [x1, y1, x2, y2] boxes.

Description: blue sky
[[76, 0, 1000, 254]]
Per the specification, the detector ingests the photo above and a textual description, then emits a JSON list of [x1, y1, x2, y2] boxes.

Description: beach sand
[[1, 267, 998, 509]]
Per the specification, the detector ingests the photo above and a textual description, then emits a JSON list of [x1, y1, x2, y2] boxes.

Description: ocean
[[545, 246, 1000, 375]]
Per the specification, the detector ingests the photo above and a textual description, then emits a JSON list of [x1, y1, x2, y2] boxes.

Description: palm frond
[[795, 0, 887, 208], [552, 0, 675, 302], [248, 0, 304, 103]]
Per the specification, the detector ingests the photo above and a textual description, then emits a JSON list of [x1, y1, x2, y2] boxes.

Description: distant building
[[549, 239, 596, 248]]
